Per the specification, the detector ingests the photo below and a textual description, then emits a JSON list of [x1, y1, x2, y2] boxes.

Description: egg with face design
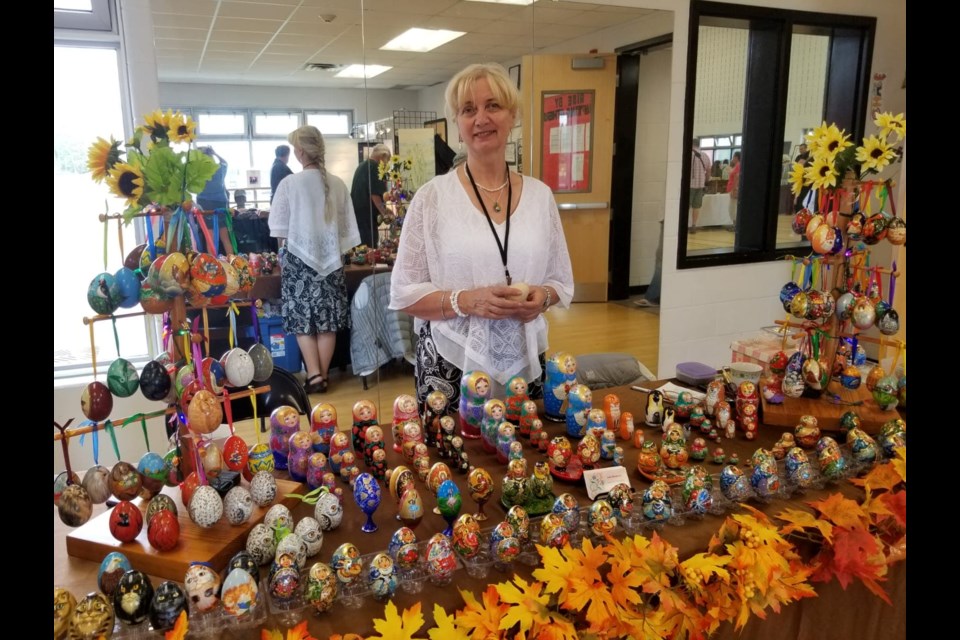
[[388, 527, 420, 569], [54, 587, 76, 640], [313, 491, 343, 531], [149, 581, 186, 631], [295, 517, 324, 557], [305, 562, 338, 613], [275, 532, 308, 569], [367, 553, 398, 600], [552, 493, 581, 533], [264, 503, 293, 533], [452, 514, 482, 558], [249, 470, 277, 507], [221, 567, 259, 617], [331, 542, 363, 586], [97, 552, 131, 598], [506, 505, 531, 543], [228, 550, 261, 584], [269, 558, 301, 602], [68, 592, 114, 640], [114, 569, 153, 625], [719, 465, 751, 502], [223, 486, 254, 526], [538, 513, 570, 549], [245, 523, 277, 566], [184, 562, 221, 613]]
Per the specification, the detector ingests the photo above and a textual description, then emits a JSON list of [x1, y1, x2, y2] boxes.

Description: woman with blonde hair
[[270, 125, 360, 393], [390, 62, 574, 421]]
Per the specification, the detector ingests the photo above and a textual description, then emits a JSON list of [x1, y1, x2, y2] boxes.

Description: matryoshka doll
[[504, 375, 531, 424], [600, 429, 617, 460], [645, 390, 664, 427], [351, 399, 378, 454], [682, 465, 714, 514], [673, 391, 695, 421], [636, 440, 661, 475], [287, 431, 314, 482], [586, 408, 607, 441], [660, 423, 689, 469], [270, 405, 301, 470], [704, 379, 725, 417], [328, 431, 352, 476], [439, 416, 456, 459], [422, 390, 450, 450], [401, 421, 425, 462], [370, 448, 388, 481], [547, 436, 574, 474], [306, 453, 328, 489], [544, 352, 577, 421], [392, 394, 420, 453], [577, 432, 601, 468], [529, 461, 554, 499], [497, 422, 518, 464], [588, 499, 617, 537], [619, 411, 635, 442], [565, 384, 592, 438], [603, 393, 622, 434], [501, 458, 529, 507], [518, 400, 539, 438], [364, 425, 385, 468], [736, 381, 759, 418], [689, 404, 706, 430], [529, 417, 544, 446], [459, 371, 492, 439], [481, 398, 507, 453], [641, 479, 673, 521], [689, 437, 708, 462], [310, 402, 338, 455]]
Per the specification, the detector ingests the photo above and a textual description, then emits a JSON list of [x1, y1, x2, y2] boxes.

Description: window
[[54, 0, 113, 32], [306, 111, 352, 136], [678, 1, 875, 268]]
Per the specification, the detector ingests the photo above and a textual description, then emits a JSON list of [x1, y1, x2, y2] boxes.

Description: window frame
[[677, 1, 876, 270], [54, 0, 114, 32]]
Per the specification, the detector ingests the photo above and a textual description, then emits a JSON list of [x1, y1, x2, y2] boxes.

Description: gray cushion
[[575, 352, 653, 389]]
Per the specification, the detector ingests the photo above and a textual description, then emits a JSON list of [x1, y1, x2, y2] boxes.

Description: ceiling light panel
[[380, 28, 466, 53]]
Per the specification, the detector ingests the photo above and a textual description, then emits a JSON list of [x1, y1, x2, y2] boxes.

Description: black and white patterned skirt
[[279, 248, 351, 335]]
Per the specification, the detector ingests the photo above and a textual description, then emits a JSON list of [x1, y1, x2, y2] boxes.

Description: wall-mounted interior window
[[678, 1, 876, 269]]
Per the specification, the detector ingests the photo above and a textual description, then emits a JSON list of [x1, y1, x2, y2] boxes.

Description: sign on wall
[[540, 90, 595, 193]]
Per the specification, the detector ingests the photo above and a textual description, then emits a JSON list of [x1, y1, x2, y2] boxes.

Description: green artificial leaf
[[184, 149, 218, 196]]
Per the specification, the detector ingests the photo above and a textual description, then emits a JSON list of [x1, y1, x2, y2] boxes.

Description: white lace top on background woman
[[390, 170, 574, 387]]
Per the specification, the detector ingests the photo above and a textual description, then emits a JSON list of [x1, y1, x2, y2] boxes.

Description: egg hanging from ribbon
[[886, 216, 906, 245], [87, 272, 121, 316], [114, 267, 141, 309], [851, 297, 877, 330], [792, 209, 813, 236]]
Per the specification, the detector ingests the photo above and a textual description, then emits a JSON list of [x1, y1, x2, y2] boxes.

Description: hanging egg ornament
[[247, 442, 275, 475], [850, 296, 877, 330], [769, 350, 790, 376], [81, 381, 113, 422], [846, 212, 865, 239], [82, 465, 112, 504], [810, 223, 836, 254], [862, 213, 888, 245], [872, 375, 900, 410], [87, 272, 122, 315], [107, 358, 140, 398], [58, 484, 93, 527], [222, 434, 249, 472], [780, 282, 801, 313], [189, 252, 227, 297], [223, 348, 256, 387], [109, 500, 144, 542], [114, 266, 142, 309], [835, 291, 856, 321], [804, 213, 825, 242], [231, 255, 256, 293], [829, 226, 844, 254], [54, 470, 80, 506], [110, 461, 142, 501], [886, 216, 906, 245], [200, 357, 226, 395], [877, 308, 900, 335], [124, 243, 147, 273], [187, 389, 223, 435], [139, 360, 172, 401], [789, 290, 810, 319], [792, 208, 813, 236], [248, 342, 275, 383], [137, 451, 168, 497], [840, 365, 863, 389]]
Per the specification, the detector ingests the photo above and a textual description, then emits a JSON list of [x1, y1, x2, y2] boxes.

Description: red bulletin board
[[540, 90, 595, 193]]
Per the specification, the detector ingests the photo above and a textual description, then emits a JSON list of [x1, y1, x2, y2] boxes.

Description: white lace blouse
[[389, 170, 574, 385], [269, 169, 360, 277]]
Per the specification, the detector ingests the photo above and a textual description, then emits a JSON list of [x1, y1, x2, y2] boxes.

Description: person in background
[[270, 144, 293, 204], [389, 62, 574, 415], [270, 126, 360, 394], [689, 139, 711, 234], [634, 217, 663, 308], [726, 151, 741, 232], [350, 143, 392, 249], [196, 146, 229, 212], [721, 158, 731, 181]]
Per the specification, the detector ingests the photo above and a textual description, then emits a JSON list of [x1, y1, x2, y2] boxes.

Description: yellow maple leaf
[[607, 558, 645, 609], [369, 601, 425, 640], [532, 616, 580, 640], [635, 531, 680, 594], [848, 461, 903, 493], [457, 586, 509, 639], [892, 446, 906, 482], [808, 493, 870, 530], [165, 610, 188, 640], [497, 576, 553, 632], [428, 604, 469, 640], [606, 533, 651, 566], [775, 507, 835, 543], [733, 507, 789, 548], [533, 544, 576, 598], [681, 552, 731, 587]]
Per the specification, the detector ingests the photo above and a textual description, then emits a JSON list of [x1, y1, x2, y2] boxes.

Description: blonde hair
[[444, 63, 520, 128], [288, 125, 332, 220]]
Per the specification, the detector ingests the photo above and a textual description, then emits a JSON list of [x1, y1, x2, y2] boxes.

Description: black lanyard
[[465, 162, 513, 285]]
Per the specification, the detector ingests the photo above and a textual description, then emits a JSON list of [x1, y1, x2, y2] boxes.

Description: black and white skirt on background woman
[[414, 321, 545, 417], [279, 247, 351, 335]]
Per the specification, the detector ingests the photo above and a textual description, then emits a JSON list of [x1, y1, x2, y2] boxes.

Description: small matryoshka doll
[[459, 371, 492, 439], [508, 440, 524, 462], [439, 416, 456, 459], [613, 446, 625, 466], [547, 436, 573, 472], [339, 451, 360, 485], [689, 437, 708, 461], [423, 390, 450, 450], [351, 399, 378, 454], [689, 404, 706, 430], [270, 405, 301, 470], [660, 423, 689, 469], [529, 417, 544, 445], [565, 384, 593, 438], [364, 424, 385, 468], [736, 381, 759, 417], [636, 440, 661, 475], [370, 448, 388, 481], [600, 429, 617, 460], [641, 480, 673, 521], [645, 390, 664, 427], [502, 458, 529, 507], [306, 452, 329, 489], [705, 379, 725, 416], [529, 461, 554, 498], [603, 393, 622, 432], [288, 431, 314, 482], [497, 422, 518, 464], [505, 375, 531, 424], [586, 408, 607, 441], [577, 432, 601, 468], [544, 352, 577, 421], [673, 391, 696, 421], [393, 394, 420, 453], [518, 400, 539, 438], [310, 402, 338, 455], [632, 424, 645, 449], [481, 398, 507, 453], [619, 411, 636, 442], [401, 421, 425, 462], [328, 431, 352, 475], [772, 432, 796, 460]]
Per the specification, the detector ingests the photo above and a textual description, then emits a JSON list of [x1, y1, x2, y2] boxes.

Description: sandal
[[304, 374, 328, 394]]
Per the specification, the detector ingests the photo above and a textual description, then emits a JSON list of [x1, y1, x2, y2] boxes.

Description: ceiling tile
[[213, 17, 284, 33], [151, 0, 217, 17]]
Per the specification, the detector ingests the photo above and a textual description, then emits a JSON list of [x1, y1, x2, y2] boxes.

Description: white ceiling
[[151, 0, 663, 89]]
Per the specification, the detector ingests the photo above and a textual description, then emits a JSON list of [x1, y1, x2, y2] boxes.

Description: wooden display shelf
[[760, 382, 900, 434], [65, 478, 304, 582]]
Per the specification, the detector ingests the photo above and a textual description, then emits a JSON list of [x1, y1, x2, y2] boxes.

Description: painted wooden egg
[[138, 360, 171, 401], [452, 514, 481, 558], [293, 517, 323, 558], [851, 296, 877, 330], [114, 569, 153, 625], [845, 212, 864, 239], [139, 278, 174, 315], [248, 442, 275, 475], [489, 522, 521, 563], [218, 258, 240, 297], [879, 419, 906, 458], [427, 462, 454, 496], [810, 222, 836, 254], [199, 357, 226, 395], [847, 427, 881, 463], [145, 494, 178, 526], [247, 471, 275, 508], [58, 484, 93, 527], [269, 561, 302, 604], [80, 465, 111, 505], [225, 550, 260, 586], [314, 491, 344, 531], [162, 448, 183, 487], [54, 471, 80, 506], [189, 485, 223, 528], [221, 567, 259, 617], [180, 471, 201, 508], [109, 500, 143, 542], [750, 458, 781, 498], [69, 592, 114, 640], [872, 375, 900, 410], [588, 499, 617, 536], [719, 465, 751, 502], [506, 505, 531, 543], [804, 213, 825, 242], [111, 267, 140, 310], [106, 358, 139, 399], [367, 553, 398, 600], [608, 483, 635, 520], [124, 243, 147, 273], [276, 532, 308, 569], [185, 562, 222, 613], [436, 479, 461, 521], [538, 513, 570, 548], [791, 209, 812, 235], [248, 342, 274, 383], [150, 581, 186, 631], [223, 486, 254, 526], [547, 436, 573, 470], [196, 440, 223, 480], [218, 435, 246, 473], [788, 290, 809, 319], [187, 389, 223, 435], [784, 447, 814, 488], [246, 523, 277, 566], [87, 272, 122, 315], [98, 552, 132, 598], [190, 252, 227, 297], [682, 466, 714, 514], [388, 527, 420, 569], [54, 587, 76, 640], [388, 465, 414, 500], [835, 291, 856, 321], [230, 254, 256, 292], [398, 487, 425, 529], [816, 436, 847, 480], [331, 542, 363, 586], [264, 504, 293, 535], [147, 509, 180, 551], [837, 364, 862, 389], [552, 493, 581, 532], [306, 562, 338, 613], [109, 461, 142, 501], [779, 281, 801, 312], [81, 381, 113, 422], [154, 252, 191, 295], [886, 216, 906, 245], [137, 452, 167, 497], [862, 212, 888, 245], [223, 348, 256, 387], [877, 307, 900, 336], [641, 480, 673, 521], [782, 370, 805, 398]]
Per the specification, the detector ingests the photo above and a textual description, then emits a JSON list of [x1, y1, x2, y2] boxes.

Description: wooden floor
[[233, 301, 660, 441], [687, 213, 806, 254]]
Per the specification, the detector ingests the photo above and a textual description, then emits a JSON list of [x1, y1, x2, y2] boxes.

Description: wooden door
[[521, 53, 617, 302]]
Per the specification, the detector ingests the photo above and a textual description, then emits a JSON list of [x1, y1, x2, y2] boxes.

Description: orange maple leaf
[[776, 507, 835, 543], [286, 621, 318, 640], [848, 461, 903, 493], [457, 585, 509, 639], [813, 526, 891, 604], [607, 558, 646, 609], [808, 493, 870, 530], [635, 531, 680, 594], [262, 629, 283, 640], [164, 610, 188, 640], [879, 490, 906, 528], [892, 446, 906, 482]]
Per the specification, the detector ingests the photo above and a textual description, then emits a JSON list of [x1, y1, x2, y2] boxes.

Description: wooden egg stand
[[760, 176, 905, 434]]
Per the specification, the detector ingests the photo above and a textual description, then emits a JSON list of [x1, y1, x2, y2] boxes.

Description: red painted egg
[[180, 471, 201, 508], [222, 435, 249, 472], [81, 381, 113, 422], [109, 500, 144, 542], [147, 509, 180, 551]]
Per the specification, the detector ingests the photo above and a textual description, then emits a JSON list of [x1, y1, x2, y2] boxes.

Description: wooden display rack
[[65, 479, 303, 582]]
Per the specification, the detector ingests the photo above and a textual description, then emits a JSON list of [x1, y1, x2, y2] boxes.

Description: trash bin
[[245, 315, 302, 373]]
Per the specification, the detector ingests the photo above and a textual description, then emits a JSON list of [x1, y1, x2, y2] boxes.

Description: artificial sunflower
[[168, 113, 197, 144], [856, 135, 897, 173], [818, 127, 853, 160], [789, 162, 807, 196], [804, 157, 838, 190], [404, 158, 413, 170], [804, 122, 831, 154], [142, 108, 173, 142], [874, 112, 906, 141], [87, 136, 122, 183], [106, 161, 145, 206]]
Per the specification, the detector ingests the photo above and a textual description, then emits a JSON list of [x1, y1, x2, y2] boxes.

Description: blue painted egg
[[367, 553, 398, 600], [719, 465, 751, 502], [436, 479, 462, 520], [87, 272, 121, 315], [353, 473, 382, 514], [114, 267, 141, 309], [331, 542, 363, 586], [388, 527, 419, 569], [552, 493, 580, 533], [97, 552, 131, 598]]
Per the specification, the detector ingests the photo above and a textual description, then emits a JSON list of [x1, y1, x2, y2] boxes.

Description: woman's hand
[[515, 286, 548, 323], [459, 286, 523, 320]]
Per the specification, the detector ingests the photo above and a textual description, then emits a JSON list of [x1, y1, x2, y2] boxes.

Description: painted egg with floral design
[[452, 514, 481, 558], [426, 533, 458, 580], [588, 499, 617, 536], [719, 465, 750, 502], [388, 527, 420, 569], [552, 493, 581, 532], [489, 523, 521, 563], [506, 505, 530, 543], [538, 513, 570, 548], [305, 562, 338, 614]]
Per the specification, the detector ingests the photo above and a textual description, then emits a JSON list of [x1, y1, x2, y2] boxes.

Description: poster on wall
[[540, 90, 594, 193]]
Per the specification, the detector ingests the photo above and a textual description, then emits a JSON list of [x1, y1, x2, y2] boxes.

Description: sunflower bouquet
[[87, 109, 218, 223], [376, 154, 416, 256]]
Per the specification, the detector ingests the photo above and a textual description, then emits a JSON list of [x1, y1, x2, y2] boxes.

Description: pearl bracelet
[[542, 287, 552, 311], [450, 289, 468, 318]]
